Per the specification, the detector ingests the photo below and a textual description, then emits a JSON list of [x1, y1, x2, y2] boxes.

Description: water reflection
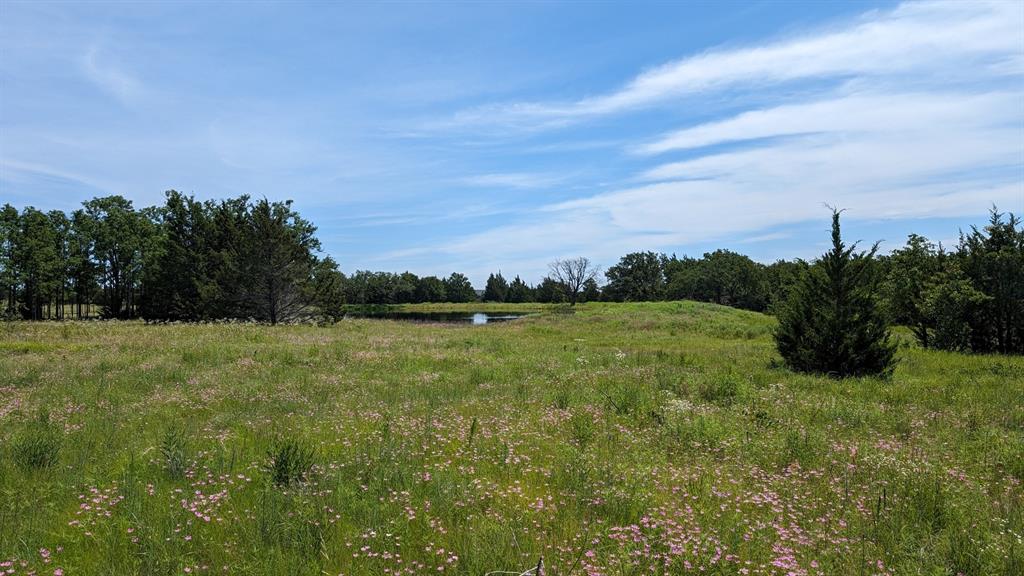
[[344, 310, 527, 324]]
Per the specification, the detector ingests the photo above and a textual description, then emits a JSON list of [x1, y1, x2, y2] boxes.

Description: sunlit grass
[[1, 301, 1021, 575]]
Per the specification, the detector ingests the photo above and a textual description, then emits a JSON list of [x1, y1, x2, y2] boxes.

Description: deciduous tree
[[549, 257, 598, 306]]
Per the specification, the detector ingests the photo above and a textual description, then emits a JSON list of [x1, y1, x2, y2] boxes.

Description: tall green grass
[[0, 301, 1021, 575]]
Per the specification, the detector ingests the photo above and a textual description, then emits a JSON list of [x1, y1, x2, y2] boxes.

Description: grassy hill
[[1, 302, 1022, 575]]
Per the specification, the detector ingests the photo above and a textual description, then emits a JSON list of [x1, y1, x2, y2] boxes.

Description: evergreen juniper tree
[[483, 272, 508, 302], [774, 210, 896, 378], [581, 278, 601, 302], [955, 208, 1024, 354], [506, 275, 533, 303]]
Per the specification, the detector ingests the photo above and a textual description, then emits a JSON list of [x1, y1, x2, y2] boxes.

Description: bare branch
[[548, 257, 599, 306]]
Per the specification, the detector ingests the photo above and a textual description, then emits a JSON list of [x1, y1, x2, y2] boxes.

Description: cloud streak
[[445, 1, 1022, 130], [412, 0, 1023, 280], [81, 45, 143, 105], [458, 172, 564, 189]]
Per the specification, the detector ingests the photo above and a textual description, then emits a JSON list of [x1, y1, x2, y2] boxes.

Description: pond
[[343, 310, 529, 325]]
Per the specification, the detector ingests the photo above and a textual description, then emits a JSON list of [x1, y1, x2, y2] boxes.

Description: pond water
[[344, 311, 529, 325]]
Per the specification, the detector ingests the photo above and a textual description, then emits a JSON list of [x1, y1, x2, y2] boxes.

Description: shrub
[[266, 439, 315, 486], [13, 414, 62, 471], [161, 428, 187, 479], [774, 210, 897, 377]]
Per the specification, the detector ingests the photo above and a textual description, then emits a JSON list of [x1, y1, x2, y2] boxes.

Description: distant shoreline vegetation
[[1, 193, 1020, 353]]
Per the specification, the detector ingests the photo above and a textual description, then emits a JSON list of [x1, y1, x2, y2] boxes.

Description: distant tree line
[[2, 193, 1021, 353], [1, 192, 346, 324], [592, 208, 1022, 355], [600, 249, 800, 313]]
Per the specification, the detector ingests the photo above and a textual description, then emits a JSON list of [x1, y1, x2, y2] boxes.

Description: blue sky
[[1, 1, 1022, 286]]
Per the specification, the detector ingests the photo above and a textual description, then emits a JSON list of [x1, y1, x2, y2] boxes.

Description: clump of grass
[[265, 439, 315, 487], [698, 373, 742, 407], [551, 386, 572, 410], [947, 521, 984, 576], [900, 473, 948, 532], [996, 436, 1024, 481], [781, 428, 825, 468], [669, 412, 727, 448], [603, 381, 653, 415], [160, 428, 187, 479], [13, 413, 62, 471], [569, 410, 596, 448]]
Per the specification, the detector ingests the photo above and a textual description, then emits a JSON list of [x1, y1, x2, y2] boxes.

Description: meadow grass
[[1, 301, 1022, 575]]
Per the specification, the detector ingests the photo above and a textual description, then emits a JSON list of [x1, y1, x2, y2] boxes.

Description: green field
[[1, 302, 1022, 575]]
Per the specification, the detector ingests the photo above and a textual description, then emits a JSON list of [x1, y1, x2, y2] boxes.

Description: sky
[[1, 0, 1022, 286]]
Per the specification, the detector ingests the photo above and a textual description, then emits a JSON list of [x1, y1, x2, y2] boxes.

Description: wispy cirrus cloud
[[632, 91, 1021, 156], [444, 1, 1022, 130], [458, 172, 564, 189], [405, 0, 1023, 279], [4, 1, 1021, 284], [80, 44, 144, 105]]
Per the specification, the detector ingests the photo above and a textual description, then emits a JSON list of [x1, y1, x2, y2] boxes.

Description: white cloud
[[410, 1, 1023, 278], [634, 91, 1021, 155], [445, 1, 1022, 129]]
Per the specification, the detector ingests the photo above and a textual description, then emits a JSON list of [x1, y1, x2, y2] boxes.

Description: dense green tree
[[415, 276, 446, 303], [200, 196, 251, 318], [955, 208, 1024, 354], [394, 272, 420, 304], [81, 196, 151, 319], [774, 211, 896, 377], [67, 210, 98, 318], [443, 273, 477, 303], [581, 278, 601, 303], [242, 199, 322, 324], [922, 262, 990, 352], [763, 259, 803, 314], [140, 191, 212, 320], [666, 250, 767, 311], [307, 257, 347, 319], [46, 210, 73, 319], [483, 272, 509, 302], [605, 252, 664, 301], [0, 205, 21, 316], [343, 270, 371, 304], [883, 234, 943, 348], [534, 277, 566, 303], [506, 275, 533, 303], [14, 208, 61, 320]]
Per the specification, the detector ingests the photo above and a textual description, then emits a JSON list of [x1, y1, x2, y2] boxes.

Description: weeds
[[265, 439, 315, 487], [12, 413, 61, 470], [1, 301, 1021, 575], [160, 428, 187, 479]]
